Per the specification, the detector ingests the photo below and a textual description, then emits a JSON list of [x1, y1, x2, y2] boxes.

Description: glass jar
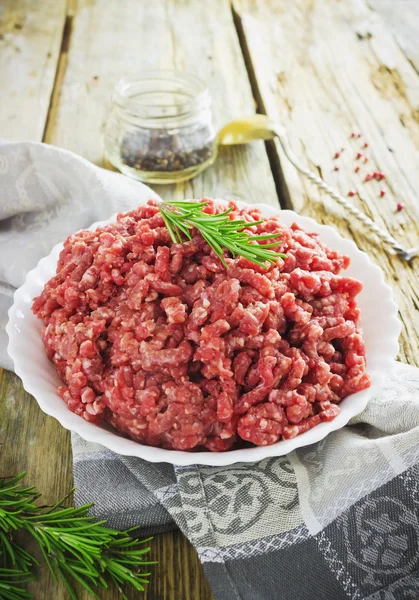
[[104, 71, 217, 184]]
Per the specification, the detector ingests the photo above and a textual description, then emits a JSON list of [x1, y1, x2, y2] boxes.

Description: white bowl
[[6, 200, 400, 465]]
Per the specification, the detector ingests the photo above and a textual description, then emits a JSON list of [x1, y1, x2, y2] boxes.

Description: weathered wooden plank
[[43, 0, 278, 205], [0, 368, 74, 598], [234, 0, 419, 366], [368, 0, 419, 74], [0, 0, 66, 141]]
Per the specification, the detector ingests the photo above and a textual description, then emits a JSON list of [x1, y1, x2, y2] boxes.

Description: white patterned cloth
[[2, 141, 419, 599], [0, 140, 160, 369], [73, 362, 419, 600]]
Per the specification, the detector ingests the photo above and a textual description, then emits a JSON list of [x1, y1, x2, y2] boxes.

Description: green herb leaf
[[159, 201, 287, 268], [0, 474, 153, 600]]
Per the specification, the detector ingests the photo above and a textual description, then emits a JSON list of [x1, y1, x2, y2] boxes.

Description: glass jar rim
[[113, 70, 211, 121]]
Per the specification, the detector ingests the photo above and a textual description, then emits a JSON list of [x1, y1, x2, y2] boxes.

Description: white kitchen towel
[[0, 140, 161, 370]]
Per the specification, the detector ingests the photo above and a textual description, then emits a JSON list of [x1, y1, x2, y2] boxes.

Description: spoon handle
[[272, 125, 418, 261]]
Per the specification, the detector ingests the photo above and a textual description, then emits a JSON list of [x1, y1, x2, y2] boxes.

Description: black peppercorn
[[120, 129, 214, 173], [105, 72, 216, 183]]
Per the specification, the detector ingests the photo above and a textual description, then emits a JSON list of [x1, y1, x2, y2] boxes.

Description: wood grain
[[234, 0, 419, 366], [0, 0, 67, 141], [43, 0, 278, 206], [369, 0, 419, 74]]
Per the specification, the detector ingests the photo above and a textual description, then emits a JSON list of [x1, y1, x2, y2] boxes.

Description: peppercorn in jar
[[105, 71, 217, 184]]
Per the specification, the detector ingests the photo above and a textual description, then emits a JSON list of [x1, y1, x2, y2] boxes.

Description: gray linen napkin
[[73, 364, 419, 600], [2, 142, 419, 600]]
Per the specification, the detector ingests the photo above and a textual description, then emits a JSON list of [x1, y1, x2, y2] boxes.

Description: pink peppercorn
[[348, 190, 357, 197], [397, 203, 404, 212], [365, 174, 373, 182], [363, 143, 368, 148], [333, 152, 340, 159], [355, 166, 360, 173], [334, 166, 339, 171], [379, 190, 386, 197], [363, 157, 369, 163], [356, 152, 363, 159]]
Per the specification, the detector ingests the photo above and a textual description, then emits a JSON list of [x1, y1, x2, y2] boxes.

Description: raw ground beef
[[32, 199, 371, 451]]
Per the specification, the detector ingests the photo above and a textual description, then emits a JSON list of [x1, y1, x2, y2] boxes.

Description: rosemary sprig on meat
[[159, 201, 287, 268], [0, 473, 154, 600]]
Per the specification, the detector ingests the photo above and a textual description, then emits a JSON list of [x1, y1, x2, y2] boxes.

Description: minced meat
[[32, 199, 370, 451]]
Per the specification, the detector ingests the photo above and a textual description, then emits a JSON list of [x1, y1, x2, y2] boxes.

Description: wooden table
[[1, 1, 419, 598]]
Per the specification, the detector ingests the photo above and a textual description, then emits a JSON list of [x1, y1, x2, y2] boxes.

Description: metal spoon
[[218, 114, 418, 261]]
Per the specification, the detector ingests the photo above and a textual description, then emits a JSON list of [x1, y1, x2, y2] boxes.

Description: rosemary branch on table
[[159, 200, 287, 268], [0, 473, 154, 600]]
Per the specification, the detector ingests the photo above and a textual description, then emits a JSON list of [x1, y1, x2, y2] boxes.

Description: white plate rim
[[6, 199, 400, 466]]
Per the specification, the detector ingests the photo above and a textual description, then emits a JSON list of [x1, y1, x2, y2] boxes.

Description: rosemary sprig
[[159, 201, 287, 268], [0, 569, 34, 600], [0, 474, 154, 600]]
